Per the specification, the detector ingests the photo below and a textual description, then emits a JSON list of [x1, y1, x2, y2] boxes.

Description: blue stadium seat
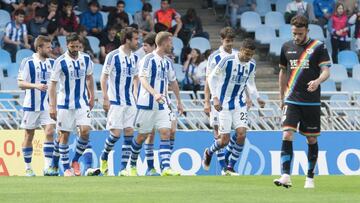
[[329, 64, 348, 83], [5, 63, 19, 78], [93, 63, 103, 82], [240, 11, 262, 33], [172, 37, 183, 63], [276, 0, 292, 13], [341, 79, 360, 94], [279, 24, 292, 40], [100, 11, 108, 27], [321, 79, 336, 92], [255, 25, 276, 45], [98, 0, 117, 7], [269, 38, 287, 56], [0, 48, 12, 66], [0, 92, 14, 109], [309, 24, 325, 41], [173, 63, 185, 82], [189, 37, 211, 54], [0, 9, 11, 30], [0, 77, 19, 90], [265, 12, 285, 30], [149, 0, 161, 11], [16, 49, 34, 64], [338, 50, 359, 70], [128, 12, 134, 25], [255, 0, 272, 17], [87, 36, 100, 56], [352, 64, 360, 80], [58, 36, 67, 52], [124, 0, 142, 16], [329, 94, 350, 107]]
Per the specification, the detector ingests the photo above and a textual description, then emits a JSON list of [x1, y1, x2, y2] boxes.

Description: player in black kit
[[273, 15, 331, 189]]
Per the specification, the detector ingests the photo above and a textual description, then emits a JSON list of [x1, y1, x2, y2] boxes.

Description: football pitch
[[0, 176, 358, 203]]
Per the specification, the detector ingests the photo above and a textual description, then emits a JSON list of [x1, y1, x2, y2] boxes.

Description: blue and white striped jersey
[[51, 51, 93, 109], [206, 46, 237, 77], [208, 54, 256, 110], [137, 51, 176, 110], [18, 53, 55, 111], [102, 47, 139, 106], [5, 21, 27, 42]]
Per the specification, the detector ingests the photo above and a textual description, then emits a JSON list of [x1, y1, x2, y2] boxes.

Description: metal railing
[[1, 90, 360, 131]]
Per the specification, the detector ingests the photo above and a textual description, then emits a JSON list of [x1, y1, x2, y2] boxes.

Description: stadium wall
[[0, 131, 359, 176]]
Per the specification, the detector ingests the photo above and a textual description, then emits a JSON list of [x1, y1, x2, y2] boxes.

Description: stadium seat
[[255, 0, 272, 17], [5, 63, 19, 78], [16, 49, 34, 64], [87, 36, 100, 56], [0, 92, 14, 109], [149, 0, 161, 11], [172, 37, 183, 63], [240, 11, 262, 33], [255, 25, 276, 45], [0, 9, 11, 30], [58, 36, 67, 52], [98, 0, 117, 7], [173, 63, 185, 82], [269, 38, 287, 56], [276, 0, 292, 13], [100, 11, 108, 27], [0, 77, 19, 90], [124, 0, 142, 16], [93, 63, 103, 81], [321, 79, 336, 92], [128, 12, 134, 25], [308, 24, 325, 41], [0, 49, 12, 65], [265, 12, 285, 30], [341, 79, 360, 94], [338, 50, 359, 70], [189, 37, 211, 54], [329, 64, 348, 83], [279, 24, 292, 40], [352, 64, 360, 80], [329, 94, 350, 107]]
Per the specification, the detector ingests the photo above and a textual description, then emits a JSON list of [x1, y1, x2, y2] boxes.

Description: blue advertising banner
[[70, 131, 360, 176]]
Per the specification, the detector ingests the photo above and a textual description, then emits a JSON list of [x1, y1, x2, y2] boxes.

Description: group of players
[[18, 15, 330, 188]]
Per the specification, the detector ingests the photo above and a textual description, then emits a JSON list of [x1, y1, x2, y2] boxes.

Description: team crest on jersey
[[306, 49, 314, 54], [23, 119, 27, 124], [136, 123, 140, 128], [58, 122, 62, 127], [81, 62, 84, 67]]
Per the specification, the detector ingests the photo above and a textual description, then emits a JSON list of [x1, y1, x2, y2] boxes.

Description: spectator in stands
[[78, 35, 100, 64], [27, 7, 49, 45], [229, 0, 256, 28], [24, 0, 44, 24], [154, 0, 182, 37], [134, 3, 154, 36], [0, 0, 25, 13], [330, 2, 349, 63], [77, 25, 99, 63], [99, 26, 121, 63], [80, 0, 103, 38], [181, 8, 209, 46], [337, 0, 359, 16], [313, 0, 335, 29], [107, 0, 129, 29], [59, 0, 79, 35], [348, 8, 360, 53], [196, 49, 212, 91], [47, 22, 63, 59], [284, 0, 316, 24], [46, 0, 59, 24], [182, 48, 202, 93], [2, 9, 31, 62]]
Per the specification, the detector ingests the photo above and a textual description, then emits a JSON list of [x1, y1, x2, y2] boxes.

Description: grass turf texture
[[0, 176, 358, 203]]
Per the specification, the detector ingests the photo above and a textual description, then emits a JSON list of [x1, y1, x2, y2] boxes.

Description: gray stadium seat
[[341, 79, 360, 94], [279, 24, 292, 40], [240, 11, 262, 33], [255, 25, 276, 45], [309, 24, 325, 41], [16, 49, 34, 64], [189, 37, 211, 54], [352, 64, 360, 80], [276, 0, 292, 13], [329, 64, 348, 83], [269, 38, 287, 56], [265, 11, 285, 30], [255, 0, 271, 17]]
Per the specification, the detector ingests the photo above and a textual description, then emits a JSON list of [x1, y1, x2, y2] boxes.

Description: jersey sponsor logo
[[289, 59, 309, 69], [69, 69, 86, 80], [287, 51, 297, 54], [306, 48, 314, 54]]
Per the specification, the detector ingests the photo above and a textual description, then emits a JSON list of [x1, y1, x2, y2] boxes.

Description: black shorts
[[282, 104, 321, 136]]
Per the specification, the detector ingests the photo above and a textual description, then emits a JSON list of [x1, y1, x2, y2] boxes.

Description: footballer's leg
[[213, 125, 227, 172], [84, 144, 101, 176], [129, 133, 148, 176], [304, 136, 318, 189], [224, 132, 237, 166], [71, 125, 90, 176], [50, 136, 60, 176], [58, 131, 73, 176], [159, 128, 179, 176], [144, 130, 159, 176], [100, 129, 121, 176], [118, 127, 134, 176], [22, 129, 35, 176], [42, 124, 55, 176], [224, 127, 246, 176]]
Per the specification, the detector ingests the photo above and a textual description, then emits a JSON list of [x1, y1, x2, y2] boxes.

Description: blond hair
[[34, 35, 51, 51], [155, 31, 172, 46]]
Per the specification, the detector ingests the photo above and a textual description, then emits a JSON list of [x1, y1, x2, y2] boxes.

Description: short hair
[[117, 0, 125, 6], [220, 27, 235, 40], [35, 7, 47, 18], [88, 0, 100, 7], [143, 32, 157, 46], [14, 9, 25, 16], [34, 35, 51, 51], [142, 3, 152, 12], [155, 31, 172, 46], [120, 27, 139, 45], [47, 22, 58, 34], [66, 33, 80, 44], [49, 0, 57, 5], [161, 0, 171, 3], [290, 15, 309, 29], [241, 38, 256, 50], [77, 25, 87, 34]]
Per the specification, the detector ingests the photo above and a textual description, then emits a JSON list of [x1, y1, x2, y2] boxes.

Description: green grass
[[0, 176, 359, 203]]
